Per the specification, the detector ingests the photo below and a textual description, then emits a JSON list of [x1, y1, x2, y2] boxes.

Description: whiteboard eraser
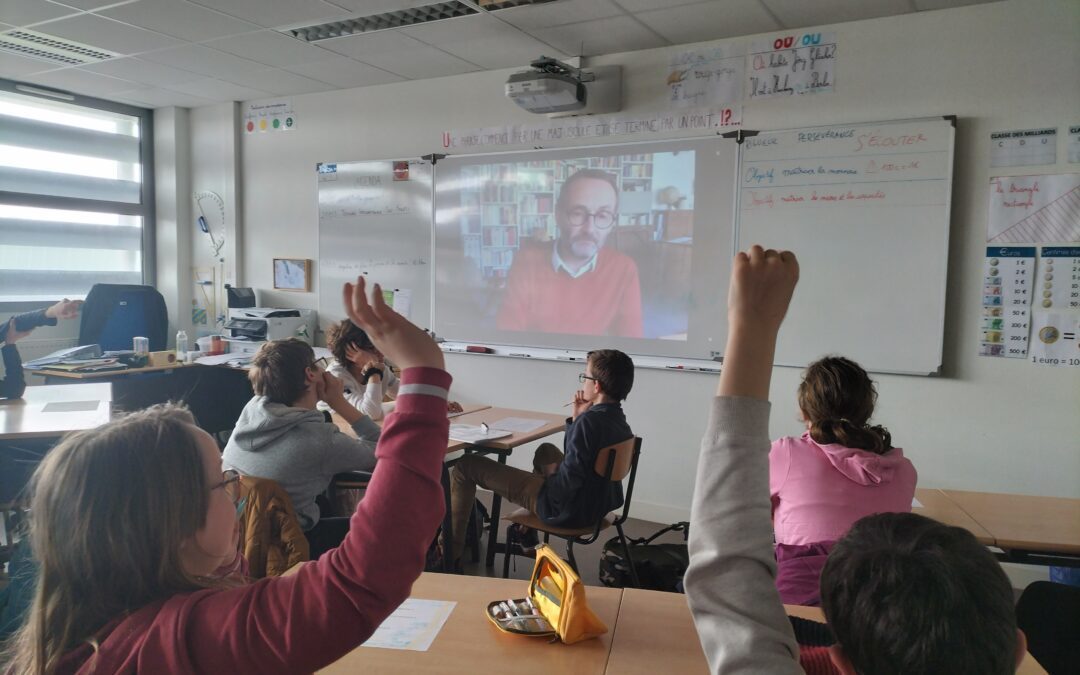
[[466, 345, 493, 354]]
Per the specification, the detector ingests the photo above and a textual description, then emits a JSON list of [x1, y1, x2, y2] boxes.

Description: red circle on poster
[[246, 121, 254, 132]]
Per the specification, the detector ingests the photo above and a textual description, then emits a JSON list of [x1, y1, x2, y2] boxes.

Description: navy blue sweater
[[536, 402, 632, 528]]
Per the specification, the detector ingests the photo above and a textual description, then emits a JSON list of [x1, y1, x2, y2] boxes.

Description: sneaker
[[510, 523, 540, 551]]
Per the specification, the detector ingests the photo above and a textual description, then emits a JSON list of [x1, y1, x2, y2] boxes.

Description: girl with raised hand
[[5, 278, 450, 675]]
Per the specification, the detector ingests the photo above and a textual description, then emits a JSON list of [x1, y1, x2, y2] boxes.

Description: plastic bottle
[[176, 330, 188, 362]]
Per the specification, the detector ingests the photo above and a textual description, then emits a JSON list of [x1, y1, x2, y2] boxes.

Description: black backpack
[[599, 522, 689, 592]]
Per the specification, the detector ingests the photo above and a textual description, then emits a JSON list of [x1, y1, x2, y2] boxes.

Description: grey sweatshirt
[[222, 396, 381, 531], [684, 397, 803, 674]]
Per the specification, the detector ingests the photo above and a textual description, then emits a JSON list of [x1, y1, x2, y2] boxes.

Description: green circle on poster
[[272, 118, 281, 129], [285, 117, 294, 128]]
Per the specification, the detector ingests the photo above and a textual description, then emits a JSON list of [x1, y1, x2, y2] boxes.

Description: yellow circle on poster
[[259, 119, 267, 130]]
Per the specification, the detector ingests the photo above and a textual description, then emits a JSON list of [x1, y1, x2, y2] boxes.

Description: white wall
[[235, 0, 1080, 522]]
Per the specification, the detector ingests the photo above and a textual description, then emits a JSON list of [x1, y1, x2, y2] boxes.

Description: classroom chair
[[501, 437, 642, 588], [78, 283, 168, 351], [237, 475, 310, 578]]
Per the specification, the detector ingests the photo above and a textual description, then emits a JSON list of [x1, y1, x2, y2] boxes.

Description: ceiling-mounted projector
[[506, 57, 593, 114]]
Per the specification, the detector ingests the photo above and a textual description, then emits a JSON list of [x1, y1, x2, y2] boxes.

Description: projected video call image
[[436, 151, 696, 341]]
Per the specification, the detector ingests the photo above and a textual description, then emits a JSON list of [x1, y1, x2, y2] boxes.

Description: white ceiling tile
[[111, 86, 216, 108], [235, 68, 335, 95], [497, 0, 624, 30], [325, 0, 435, 14], [166, 76, 271, 100], [139, 44, 265, 79], [23, 66, 139, 94], [614, 0, 709, 11], [357, 44, 480, 80], [51, 0, 138, 9], [186, 0, 351, 29], [913, 0, 996, 10], [77, 56, 205, 86], [637, 0, 779, 44], [282, 56, 403, 88], [529, 15, 667, 57], [437, 32, 569, 70], [399, 14, 514, 45], [317, 29, 426, 59], [0, 51, 58, 78], [97, 0, 260, 42], [0, 0, 80, 27], [31, 13, 184, 54], [203, 30, 337, 68], [762, 0, 913, 29]]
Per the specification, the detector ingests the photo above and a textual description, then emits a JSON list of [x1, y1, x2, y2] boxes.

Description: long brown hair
[[797, 356, 893, 455], [4, 404, 218, 674]]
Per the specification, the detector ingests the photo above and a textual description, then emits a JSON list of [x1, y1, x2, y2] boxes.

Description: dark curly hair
[[326, 319, 376, 368]]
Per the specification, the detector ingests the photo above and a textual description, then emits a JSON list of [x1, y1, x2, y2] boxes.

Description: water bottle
[[176, 330, 188, 362]]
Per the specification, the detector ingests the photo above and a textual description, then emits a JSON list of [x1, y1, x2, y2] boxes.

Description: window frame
[[0, 77, 156, 307]]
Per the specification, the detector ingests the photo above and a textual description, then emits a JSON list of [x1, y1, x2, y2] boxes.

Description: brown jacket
[[237, 475, 310, 578]]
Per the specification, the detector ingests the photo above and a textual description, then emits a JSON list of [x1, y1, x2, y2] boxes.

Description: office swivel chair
[[78, 284, 168, 351]]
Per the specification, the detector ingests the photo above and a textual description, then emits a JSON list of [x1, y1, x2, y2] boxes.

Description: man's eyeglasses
[[578, 373, 598, 384], [564, 207, 616, 230], [311, 357, 329, 371], [212, 469, 241, 507]]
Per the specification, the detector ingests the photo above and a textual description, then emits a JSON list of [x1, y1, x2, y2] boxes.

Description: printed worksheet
[[1029, 312, 1080, 367], [987, 174, 1080, 244], [362, 599, 456, 652], [1037, 247, 1080, 310]]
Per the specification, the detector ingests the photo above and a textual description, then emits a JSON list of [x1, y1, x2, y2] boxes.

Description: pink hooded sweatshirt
[[769, 432, 917, 546]]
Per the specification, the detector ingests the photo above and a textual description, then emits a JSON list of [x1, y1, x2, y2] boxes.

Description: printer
[[224, 307, 317, 353]]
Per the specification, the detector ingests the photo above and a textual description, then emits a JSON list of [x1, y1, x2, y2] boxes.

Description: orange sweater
[[496, 245, 643, 337]]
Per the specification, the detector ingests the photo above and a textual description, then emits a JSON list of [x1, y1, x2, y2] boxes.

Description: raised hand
[[46, 299, 83, 321], [719, 246, 799, 401], [342, 277, 444, 372], [727, 246, 799, 335], [3, 318, 32, 345]]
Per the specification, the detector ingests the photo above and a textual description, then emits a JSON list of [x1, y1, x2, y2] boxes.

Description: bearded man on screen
[[497, 169, 644, 338]]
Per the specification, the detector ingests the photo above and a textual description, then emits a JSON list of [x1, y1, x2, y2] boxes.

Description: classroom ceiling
[[0, 0, 1001, 109]]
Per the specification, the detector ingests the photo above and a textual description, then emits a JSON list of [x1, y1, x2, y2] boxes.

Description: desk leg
[[440, 460, 456, 574], [484, 452, 509, 568]]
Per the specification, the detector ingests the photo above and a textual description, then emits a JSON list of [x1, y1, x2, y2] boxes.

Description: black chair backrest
[[79, 283, 168, 351]]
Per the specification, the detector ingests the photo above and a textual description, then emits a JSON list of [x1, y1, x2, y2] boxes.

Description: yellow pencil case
[[485, 544, 608, 644]]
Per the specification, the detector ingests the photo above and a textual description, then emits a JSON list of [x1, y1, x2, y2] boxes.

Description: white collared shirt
[[551, 243, 598, 279]]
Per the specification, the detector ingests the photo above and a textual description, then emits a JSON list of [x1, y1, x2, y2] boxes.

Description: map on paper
[[362, 599, 456, 652], [987, 174, 1080, 243]]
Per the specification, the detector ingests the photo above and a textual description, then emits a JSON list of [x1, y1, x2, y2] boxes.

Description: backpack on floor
[[599, 521, 689, 592]]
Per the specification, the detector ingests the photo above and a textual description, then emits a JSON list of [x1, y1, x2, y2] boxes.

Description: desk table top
[[0, 383, 112, 439]]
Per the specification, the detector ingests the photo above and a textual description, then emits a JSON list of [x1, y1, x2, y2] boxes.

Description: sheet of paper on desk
[[362, 599, 455, 652], [912, 497, 923, 508], [449, 424, 512, 443], [491, 417, 548, 433], [43, 401, 101, 413]]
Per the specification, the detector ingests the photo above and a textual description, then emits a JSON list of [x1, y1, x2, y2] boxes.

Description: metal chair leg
[[616, 523, 640, 588], [502, 524, 513, 578], [469, 502, 481, 563], [565, 539, 579, 573]]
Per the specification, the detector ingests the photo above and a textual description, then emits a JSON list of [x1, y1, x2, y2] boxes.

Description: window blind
[[0, 84, 151, 302]]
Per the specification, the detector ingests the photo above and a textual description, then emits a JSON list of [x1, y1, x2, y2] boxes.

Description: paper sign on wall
[[979, 246, 1034, 358], [990, 128, 1057, 168], [1068, 126, 1080, 164], [666, 45, 745, 108], [747, 32, 836, 99], [243, 99, 296, 134], [1029, 311, 1080, 367], [1037, 247, 1080, 310], [986, 173, 1080, 244]]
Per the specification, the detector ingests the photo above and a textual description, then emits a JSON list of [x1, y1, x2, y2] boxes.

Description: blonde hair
[[4, 404, 221, 674]]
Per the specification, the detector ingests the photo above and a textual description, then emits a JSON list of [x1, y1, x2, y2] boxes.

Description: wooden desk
[[320, 572, 622, 675], [942, 489, 1080, 561], [31, 362, 188, 381], [606, 588, 706, 675], [0, 383, 112, 440], [331, 403, 490, 442], [912, 488, 995, 546], [605, 587, 1046, 675]]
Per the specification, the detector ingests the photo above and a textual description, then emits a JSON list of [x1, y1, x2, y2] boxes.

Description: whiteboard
[[736, 117, 955, 374], [316, 159, 433, 330]]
